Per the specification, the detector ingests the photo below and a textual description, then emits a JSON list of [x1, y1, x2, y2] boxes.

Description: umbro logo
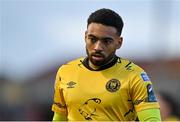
[[67, 81, 76, 88]]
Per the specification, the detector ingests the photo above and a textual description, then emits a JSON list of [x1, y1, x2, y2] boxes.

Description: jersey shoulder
[[119, 58, 152, 82], [119, 58, 145, 74], [65, 57, 84, 66], [58, 57, 84, 73]]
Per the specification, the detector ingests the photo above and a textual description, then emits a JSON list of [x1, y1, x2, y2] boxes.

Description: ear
[[85, 31, 88, 43], [116, 37, 123, 49]]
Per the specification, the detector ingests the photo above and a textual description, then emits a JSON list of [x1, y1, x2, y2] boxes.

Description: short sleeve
[[129, 71, 160, 112], [52, 68, 68, 115]]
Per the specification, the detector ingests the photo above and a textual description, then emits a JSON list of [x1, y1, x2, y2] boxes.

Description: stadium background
[[0, 0, 180, 120]]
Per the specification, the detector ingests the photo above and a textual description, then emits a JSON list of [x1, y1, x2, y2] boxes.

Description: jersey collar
[[82, 55, 119, 71]]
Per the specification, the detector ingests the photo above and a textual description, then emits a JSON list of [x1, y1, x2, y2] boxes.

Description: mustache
[[91, 52, 105, 57]]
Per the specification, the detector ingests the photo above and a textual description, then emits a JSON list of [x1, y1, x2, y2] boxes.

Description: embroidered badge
[[106, 79, 121, 92], [147, 84, 157, 102], [141, 73, 150, 81]]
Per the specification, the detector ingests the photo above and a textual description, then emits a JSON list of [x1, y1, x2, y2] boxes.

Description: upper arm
[[129, 69, 160, 112], [52, 68, 68, 116]]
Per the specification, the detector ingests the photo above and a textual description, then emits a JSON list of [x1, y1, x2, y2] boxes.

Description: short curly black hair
[[87, 8, 124, 36]]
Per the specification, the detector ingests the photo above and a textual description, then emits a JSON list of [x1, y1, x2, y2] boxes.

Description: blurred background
[[0, 0, 180, 120]]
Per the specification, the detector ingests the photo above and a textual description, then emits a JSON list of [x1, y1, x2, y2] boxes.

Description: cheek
[[86, 43, 94, 51], [86, 44, 93, 55], [106, 46, 116, 54]]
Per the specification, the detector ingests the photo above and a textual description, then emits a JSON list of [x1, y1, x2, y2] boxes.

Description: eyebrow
[[87, 34, 113, 41]]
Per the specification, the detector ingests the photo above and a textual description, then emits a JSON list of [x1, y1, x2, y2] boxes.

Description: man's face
[[85, 23, 123, 66]]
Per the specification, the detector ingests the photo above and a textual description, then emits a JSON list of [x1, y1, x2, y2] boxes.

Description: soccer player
[[52, 8, 161, 121]]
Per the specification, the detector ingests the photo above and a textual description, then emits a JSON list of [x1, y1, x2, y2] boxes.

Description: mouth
[[91, 54, 104, 61]]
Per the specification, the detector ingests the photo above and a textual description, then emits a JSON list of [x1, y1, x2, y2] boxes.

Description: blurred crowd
[[157, 91, 180, 121]]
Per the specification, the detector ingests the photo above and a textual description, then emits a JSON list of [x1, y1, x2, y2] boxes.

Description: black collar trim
[[82, 55, 119, 71]]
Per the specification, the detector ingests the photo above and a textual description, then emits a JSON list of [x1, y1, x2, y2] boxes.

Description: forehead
[[87, 23, 118, 37]]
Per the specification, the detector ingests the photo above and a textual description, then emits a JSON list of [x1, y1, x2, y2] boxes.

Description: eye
[[88, 37, 97, 43], [102, 39, 112, 45]]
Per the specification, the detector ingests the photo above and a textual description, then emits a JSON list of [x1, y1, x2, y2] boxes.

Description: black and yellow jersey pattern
[[52, 56, 160, 121]]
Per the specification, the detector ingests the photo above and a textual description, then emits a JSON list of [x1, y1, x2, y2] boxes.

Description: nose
[[94, 41, 103, 51]]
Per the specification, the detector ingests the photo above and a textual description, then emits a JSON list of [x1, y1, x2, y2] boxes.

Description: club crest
[[106, 79, 121, 92]]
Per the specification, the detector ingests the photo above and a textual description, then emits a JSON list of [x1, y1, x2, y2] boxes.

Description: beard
[[86, 47, 115, 67]]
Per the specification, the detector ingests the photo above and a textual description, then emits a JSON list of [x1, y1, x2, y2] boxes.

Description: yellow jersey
[[52, 56, 160, 121]]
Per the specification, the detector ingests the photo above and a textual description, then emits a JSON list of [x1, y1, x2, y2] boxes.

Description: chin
[[91, 59, 105, 66]]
